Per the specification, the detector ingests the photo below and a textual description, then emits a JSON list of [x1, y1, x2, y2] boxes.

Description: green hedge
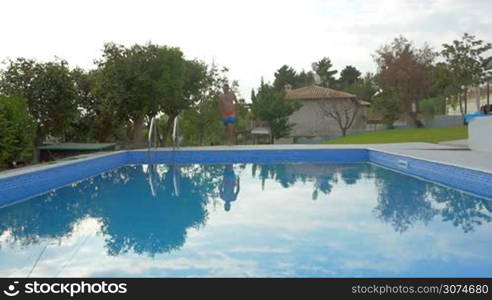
[[0, 95, 36, 168]]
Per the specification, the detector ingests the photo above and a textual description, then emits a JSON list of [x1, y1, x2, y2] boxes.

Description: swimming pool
[[0, 149, 491, 277]]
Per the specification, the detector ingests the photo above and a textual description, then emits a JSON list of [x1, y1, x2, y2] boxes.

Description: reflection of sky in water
[[0, 163, 491, 277]]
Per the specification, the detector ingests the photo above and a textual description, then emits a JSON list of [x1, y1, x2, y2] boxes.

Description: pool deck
[[0, 142, 491, 179], [370, 142, 491, 174]]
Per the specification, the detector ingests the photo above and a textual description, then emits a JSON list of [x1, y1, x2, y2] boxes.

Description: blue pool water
[[0, 162, 491, 277]]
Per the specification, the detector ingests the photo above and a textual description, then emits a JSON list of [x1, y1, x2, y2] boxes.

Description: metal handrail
[[172, 115, 179, 149], [148, 117, 158, 152]]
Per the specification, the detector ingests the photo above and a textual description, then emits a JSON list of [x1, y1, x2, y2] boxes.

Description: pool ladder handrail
[[172, 114, 180, 149], [148, 116, 159, 153], [147, 118, 159, 198]]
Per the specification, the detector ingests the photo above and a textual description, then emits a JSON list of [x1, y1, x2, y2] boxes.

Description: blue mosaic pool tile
[[127, 149, 369, 165], [0, 152, 127, 206], [1, 148, 491, 207], [368, 150, 492, 199]]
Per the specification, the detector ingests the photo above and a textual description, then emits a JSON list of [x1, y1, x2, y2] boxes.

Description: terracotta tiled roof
[[285, 85, 356, 100]]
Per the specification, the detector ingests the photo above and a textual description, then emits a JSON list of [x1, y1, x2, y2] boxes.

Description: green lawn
[[324, 126, 467, 144]]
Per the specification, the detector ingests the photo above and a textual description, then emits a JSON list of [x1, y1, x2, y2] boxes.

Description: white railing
[[172, 115, 180, 149], [148, 117, 159, 152]]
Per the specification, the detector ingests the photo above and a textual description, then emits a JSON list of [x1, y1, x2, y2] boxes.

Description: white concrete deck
[[1, 143, 491, 180], [438, 139, 469, 148], [369, 142, 491, 174]]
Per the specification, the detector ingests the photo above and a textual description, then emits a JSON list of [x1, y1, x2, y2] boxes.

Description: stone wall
[[288, 99, 367, 139]]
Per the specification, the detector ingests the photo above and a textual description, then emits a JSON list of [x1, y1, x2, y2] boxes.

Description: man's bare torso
[[218, 91, 237, 115]]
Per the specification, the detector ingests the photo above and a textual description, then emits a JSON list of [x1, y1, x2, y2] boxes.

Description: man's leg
[[226, 123, 234, 145]]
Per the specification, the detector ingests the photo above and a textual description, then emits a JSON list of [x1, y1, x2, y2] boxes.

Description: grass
[[324, 126, 468, 144]]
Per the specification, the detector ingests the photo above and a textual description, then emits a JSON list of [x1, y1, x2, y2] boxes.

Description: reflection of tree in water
[[0, 164, 221, 256], [0, 190, 87, 247], [373, 166, 492, 233], [251, 164, 297, 189], [0, 169, 133, 246], [429, 185, 492, 233], [251, 163, 368, 200], [373, 167, 436, 233], [95, 165, 215, 256]]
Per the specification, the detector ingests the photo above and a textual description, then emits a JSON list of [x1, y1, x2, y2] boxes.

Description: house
[[447, 57, 492, 115], [446, 86, 492, 116], [280, 85, 369, 143]]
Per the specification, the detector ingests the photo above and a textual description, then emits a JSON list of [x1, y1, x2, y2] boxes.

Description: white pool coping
[[0, 143, 491, 180]]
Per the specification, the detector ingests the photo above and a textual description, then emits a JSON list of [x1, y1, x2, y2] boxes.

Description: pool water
[[0, 163, 491, 277]]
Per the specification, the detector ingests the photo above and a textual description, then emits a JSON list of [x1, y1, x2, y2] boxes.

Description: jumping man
[[218, 83, 239, 145]]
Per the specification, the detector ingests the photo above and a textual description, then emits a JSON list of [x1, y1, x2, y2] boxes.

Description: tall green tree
[[67, 68, 127, 142], [371, 88, 401, 129], [176, 64, 233, 146], [273, 65, 314, 90], [0, 95, 36, 168], [312, 57, 338, 88], [419, 63, 459, 118], [94, 43, 207, 145], [0, 58, 78, 147], [273, 65, 297, 90], [251, 83, 301, 143], [441, 33, 492, 115], [338, 65, 361, 87], [296, 70, 315, 87], [374, 36, 436, 126], [344, 72, 378, 102]]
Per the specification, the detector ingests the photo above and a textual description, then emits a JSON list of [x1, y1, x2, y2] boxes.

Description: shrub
[[0, 95, 36, 168], [251, 84, 301, 143], [420, 96, 446, 120], [371, 89, 401, 129]]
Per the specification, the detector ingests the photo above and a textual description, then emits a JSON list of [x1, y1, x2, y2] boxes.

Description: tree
[[251, 83, 301, 143], [273, 65, 298, 90], [0, 58, 78, 146], [64, 68, 128, 143], [419, 97, 446, 120], [318, 99, 360, 136], [427, 62, 460, 114], [0, 95, 36, 168], [65, 68, 95, 142], [273, 65, 314, 90], [338, 65, 361, 87], [172, 63, 248, 146], [94, 43, 208, 146], [374, 36, 436, 126], [296, 70, 315, 87], [312, 57, 337, 87], [441, 33, 492, 115], [371, 88, 400, 129], [344, 72, 378, 102]]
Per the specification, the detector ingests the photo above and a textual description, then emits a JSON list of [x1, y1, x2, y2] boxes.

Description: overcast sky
[[1, 0, 491, 100]]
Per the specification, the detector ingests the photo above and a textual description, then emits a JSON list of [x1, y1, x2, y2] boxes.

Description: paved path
[[438, 139, 469, 148]]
